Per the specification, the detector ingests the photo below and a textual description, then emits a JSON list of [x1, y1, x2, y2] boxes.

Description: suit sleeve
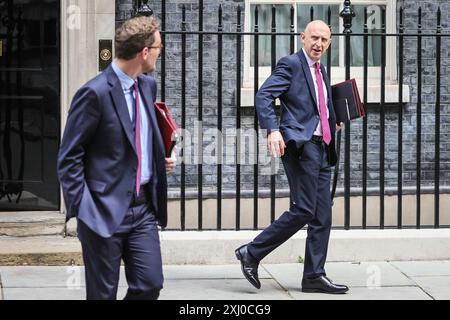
[[57, 87, 101, 218], [255, 57, 293, 132]]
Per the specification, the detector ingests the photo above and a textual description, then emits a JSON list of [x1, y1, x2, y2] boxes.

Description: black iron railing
[[154, 2, 449, 231]]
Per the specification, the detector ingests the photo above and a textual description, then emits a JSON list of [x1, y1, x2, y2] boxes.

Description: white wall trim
[[59, 0, 115, 214]]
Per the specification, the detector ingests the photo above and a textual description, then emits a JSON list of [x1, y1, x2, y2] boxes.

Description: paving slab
[[164, 264, 271, 280], [0, 262, 448, 300], [0, 273, 3, 300], [288, 286, 432, 300], [0, 267, 82, 288], [410, 276, 450, 300], [263, 262, 414, 290], [3, 288, 85, 300], [160, 279, 292, 300], [3, 287, 129, 300], [390, 261, 450, 277], [324, 262, 415, 287], [0, 267, 128, 289]]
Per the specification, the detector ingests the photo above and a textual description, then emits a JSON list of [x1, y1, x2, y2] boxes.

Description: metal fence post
[[339, 0, 355, 230]]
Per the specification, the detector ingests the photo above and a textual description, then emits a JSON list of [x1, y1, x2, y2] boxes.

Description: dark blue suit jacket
[[57, 65, 168, 237], [255, 50, 338, 166]]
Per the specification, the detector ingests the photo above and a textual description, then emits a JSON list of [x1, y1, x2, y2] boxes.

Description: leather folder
[[154, 102, 179, 157], [331, 79, 365, 124]]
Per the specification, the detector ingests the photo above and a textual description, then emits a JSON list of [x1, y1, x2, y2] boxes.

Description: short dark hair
[[115, 16, 160, 60]]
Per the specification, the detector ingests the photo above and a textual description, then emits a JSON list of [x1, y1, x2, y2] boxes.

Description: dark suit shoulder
[[68, 86, 100, 117], [75, 70, 118, 108], [272, 54, 301, 78], [69, 73, 110, 115], [278, 53, 300, 67], [81, 71, 109, 94]]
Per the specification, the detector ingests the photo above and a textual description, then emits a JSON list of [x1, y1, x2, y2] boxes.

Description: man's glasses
[[148, 44, 164, 50]]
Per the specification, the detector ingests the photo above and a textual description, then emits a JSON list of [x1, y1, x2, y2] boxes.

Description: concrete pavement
[[1, 260, 449, 300], [1, 229, 449, 301]]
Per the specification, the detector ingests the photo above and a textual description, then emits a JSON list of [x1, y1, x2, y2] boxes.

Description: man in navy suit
[[236, 20, 348, 294], [57, 16, 176, 300]]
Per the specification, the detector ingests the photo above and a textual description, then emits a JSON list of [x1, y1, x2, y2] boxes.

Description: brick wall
[[394, 0, 450, 188]]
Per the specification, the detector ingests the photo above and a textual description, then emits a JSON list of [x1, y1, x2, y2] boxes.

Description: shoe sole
[[235, 250, 261, 290], [302, 288, 348, 294]]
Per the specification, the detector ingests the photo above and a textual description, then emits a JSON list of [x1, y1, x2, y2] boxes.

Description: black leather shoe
[[235, 245, 261, 289], [302, 276, 349, 294]]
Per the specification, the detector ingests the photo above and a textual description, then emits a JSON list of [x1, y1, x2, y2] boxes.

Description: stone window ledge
[[240, 84, 411, 107]]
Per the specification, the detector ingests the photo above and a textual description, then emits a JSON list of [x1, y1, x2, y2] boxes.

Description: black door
[[0, 0, 60, 211]]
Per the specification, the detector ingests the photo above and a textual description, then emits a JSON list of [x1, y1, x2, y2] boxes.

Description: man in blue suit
[[236, 20, 348, 294], [57, 16, 176, 300]]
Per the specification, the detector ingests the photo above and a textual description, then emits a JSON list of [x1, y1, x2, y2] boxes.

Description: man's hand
[[268, 130, 286, 158], [336, 122, 345, 133], [165, 154, 177, 174]]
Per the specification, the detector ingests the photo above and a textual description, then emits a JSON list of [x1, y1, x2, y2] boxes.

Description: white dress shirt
[[302, 48, 330, 137]]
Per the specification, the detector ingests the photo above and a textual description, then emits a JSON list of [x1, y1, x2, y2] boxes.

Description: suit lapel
[[107, 66, 137, 155], [298, 50, 318, 110]]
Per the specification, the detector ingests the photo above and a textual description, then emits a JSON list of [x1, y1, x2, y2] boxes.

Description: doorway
[[0, 0, 60, 211]]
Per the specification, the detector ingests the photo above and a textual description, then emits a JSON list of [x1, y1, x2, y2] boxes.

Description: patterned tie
[[134, 81, 142, 196], [315, 62, 331, 145]]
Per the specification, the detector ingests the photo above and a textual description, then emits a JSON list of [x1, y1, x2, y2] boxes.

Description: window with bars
[[243, 0, 398, 87]]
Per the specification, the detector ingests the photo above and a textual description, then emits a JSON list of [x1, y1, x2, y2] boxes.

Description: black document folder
[[331, 79, 365, 124]]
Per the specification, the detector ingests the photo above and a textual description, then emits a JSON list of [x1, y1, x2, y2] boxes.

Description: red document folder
[[331, 79, 365, 124], [154, 102, 179, 157]]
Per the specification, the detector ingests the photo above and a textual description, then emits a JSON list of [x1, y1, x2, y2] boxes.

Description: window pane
[[250, 4, 291, 67], [350, 5, 386, 66], [297, 5, 340, 67]]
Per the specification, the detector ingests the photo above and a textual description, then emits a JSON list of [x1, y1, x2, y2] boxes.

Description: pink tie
[[134, 81, 142, 196], [315, 63, 331, 145]]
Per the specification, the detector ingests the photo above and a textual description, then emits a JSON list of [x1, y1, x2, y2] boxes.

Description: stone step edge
[[0, 229, 449, 266]]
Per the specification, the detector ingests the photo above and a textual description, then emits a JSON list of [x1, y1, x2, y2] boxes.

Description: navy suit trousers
[[248, 140, 332, 279], [77, 201, 163, 300]]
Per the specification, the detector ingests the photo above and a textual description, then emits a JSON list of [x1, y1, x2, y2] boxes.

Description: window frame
[[243, 0, 398, 87]]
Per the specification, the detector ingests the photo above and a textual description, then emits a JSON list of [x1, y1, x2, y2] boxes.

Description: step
[[0, 212, 65, 237], [0, 229, 449, 266]]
